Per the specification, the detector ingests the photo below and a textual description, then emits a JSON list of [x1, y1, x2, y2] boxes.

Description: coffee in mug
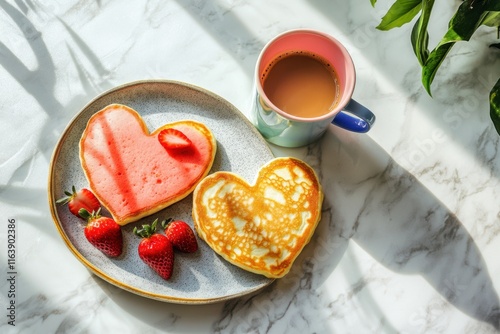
[[262, 51, 340, 119]]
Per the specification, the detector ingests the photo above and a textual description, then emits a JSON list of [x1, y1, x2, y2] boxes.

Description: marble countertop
[[1, 0, 499, 333]]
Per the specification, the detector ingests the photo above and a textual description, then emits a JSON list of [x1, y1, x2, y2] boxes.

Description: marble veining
[[1, 0, 499, 333]]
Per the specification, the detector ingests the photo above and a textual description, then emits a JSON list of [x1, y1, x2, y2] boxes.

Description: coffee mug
[[251, 29, 376, 147]]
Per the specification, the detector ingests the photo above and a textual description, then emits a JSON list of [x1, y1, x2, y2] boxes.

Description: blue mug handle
[[331, 99, 376, 133]]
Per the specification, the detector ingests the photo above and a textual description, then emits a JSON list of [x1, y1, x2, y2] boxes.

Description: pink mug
[[252, 29, 375, 147]]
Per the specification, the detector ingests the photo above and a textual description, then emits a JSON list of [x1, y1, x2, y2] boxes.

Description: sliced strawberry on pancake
[[158, 128, 193, 150]]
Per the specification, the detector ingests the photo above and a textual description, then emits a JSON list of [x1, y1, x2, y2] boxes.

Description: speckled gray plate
[[48, 80, 275, 304]]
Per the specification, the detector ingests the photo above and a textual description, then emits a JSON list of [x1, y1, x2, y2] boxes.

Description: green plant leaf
[[421, 43, 454, 95], [481, 12, 500, 27], [489, 78, 500, 135], [411, 17, 429, 66], [440, 5, 489, 43], [411, 0, 434, 66], [370, 0, 377, 7], [376, 0, 422, 31], [485, 0, 500, 11], [422, 0, 493, 94]]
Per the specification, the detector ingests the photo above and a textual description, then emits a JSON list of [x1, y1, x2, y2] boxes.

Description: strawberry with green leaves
[[79, 208, 123, 258], [163, 219, 198, 253], [134, 219, 174, 280], [57, 186, 100, 218]]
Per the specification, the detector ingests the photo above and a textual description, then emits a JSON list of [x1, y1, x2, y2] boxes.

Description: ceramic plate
[[48, 80, 275, 304]]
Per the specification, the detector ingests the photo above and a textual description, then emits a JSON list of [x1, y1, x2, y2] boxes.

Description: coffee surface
[[262, 52, 340, 118]]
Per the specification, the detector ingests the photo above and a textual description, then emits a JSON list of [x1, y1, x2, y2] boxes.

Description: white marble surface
[[1, 0, 499, 333]]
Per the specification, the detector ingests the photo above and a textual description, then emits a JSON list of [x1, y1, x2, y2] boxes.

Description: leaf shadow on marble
[[0, 1, 62, 186], [320, 128, 499, 329], [0, 1, 113, 186], [174, 0, 266, 77]]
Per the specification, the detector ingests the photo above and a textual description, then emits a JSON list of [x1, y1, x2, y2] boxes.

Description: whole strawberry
[[163, 219, 198, 253], [134, 219, 174, 280], [57, 186, 100, 218], [80, 208, 123, 257]]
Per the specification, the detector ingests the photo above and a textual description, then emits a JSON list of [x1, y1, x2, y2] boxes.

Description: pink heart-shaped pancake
[[80, 104, 216, 225]]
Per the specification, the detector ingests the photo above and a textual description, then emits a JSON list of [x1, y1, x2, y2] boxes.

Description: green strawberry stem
[[134, 218, 162, 238], [161, 218, 173, 230], [79, 207, 101, 221], [56, 185, 77, 204]]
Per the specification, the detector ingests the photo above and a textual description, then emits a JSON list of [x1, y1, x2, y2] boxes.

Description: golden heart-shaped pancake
[[192, 157, 323, 278], [80, 104, 216, 225]]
